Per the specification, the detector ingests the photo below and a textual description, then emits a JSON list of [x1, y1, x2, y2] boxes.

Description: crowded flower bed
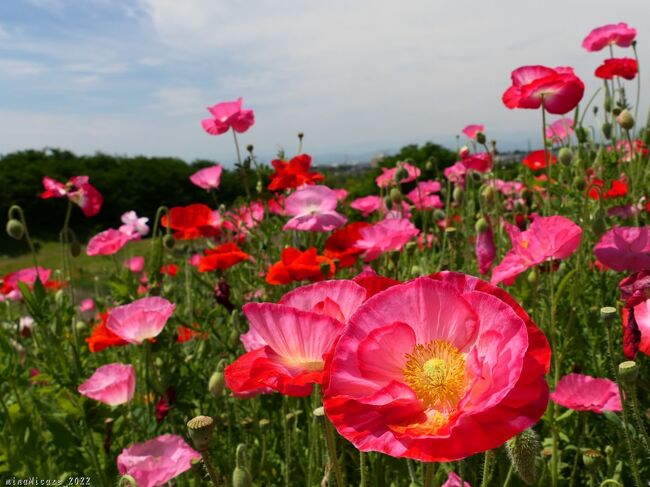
[[1, 21, 649, 487]]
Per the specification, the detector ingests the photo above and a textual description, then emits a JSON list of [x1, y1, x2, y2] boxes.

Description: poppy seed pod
[[616, 109, 634, 130], [618, 360, 638, 383], [246, 144, 254, 153], [186, 415, 214, 452], [6, 219, 24, 240], [582, 449, 602, 471]]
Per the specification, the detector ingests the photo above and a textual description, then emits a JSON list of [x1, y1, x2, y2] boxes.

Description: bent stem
[[8, 205, 40, 270]]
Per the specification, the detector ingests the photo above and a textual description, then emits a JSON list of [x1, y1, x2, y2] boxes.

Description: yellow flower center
[[403, 340, 467, 411]]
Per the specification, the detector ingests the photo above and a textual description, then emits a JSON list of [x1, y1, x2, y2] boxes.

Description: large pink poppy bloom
[[283, 185, 347, 232], [41, 175, 103, 217], [350, 195, 384, 217], [324, 273, 551, 462], [1, 266, 56, 301], [376, 162, 421, 188], [594, 226, 650, 272], [354, 218, 420, 261], [78, 363, 135, 406], [86, 229, 131, 256], [201, 97, 254, 135], [545, 118, 574, 141], [582, 23, 637, 52], [491, 215, 582, 286], [117, 434, 200, 487], [107, 297, 175, 344], [189, 164, 223, 190], [461, 124, 485, 140], [550, 373, 621, 413], [502, 65, 585, 115]]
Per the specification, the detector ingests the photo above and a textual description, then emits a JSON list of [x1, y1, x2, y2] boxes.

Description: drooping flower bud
[[186, 415, 214, 452], [575, 126, 589, 143], [233, 444, 253, 487], [162, 234, 175, 250], [209, 360, 226, 397], [6, 219, 24, 240], [475, 218, 489, 234], [601, 122, 613, 140], [480, 185, 495, 203], [506, 428, 541, 485], [475, 131, 486, 145], [616, 109, 635, 130]]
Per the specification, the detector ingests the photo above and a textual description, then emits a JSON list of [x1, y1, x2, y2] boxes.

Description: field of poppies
[[2, 21, 650, 487]]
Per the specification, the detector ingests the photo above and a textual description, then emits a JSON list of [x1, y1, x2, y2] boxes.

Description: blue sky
[[1, 0, 649, 166]]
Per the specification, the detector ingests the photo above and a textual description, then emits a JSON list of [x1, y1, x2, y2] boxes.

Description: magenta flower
[[545, 118, 574, 142], [117, 434, 200, 487], [630, 298, 650, 356], [594, 226, 650, 272], [201, 97, 254, 135], [86, 229, 131, 257], [461, 124, 484, 140], [78, 363, 135, 406], [124, 256, 145, 273], [582, 22, 637, 52], [41, 175, 103, 217], [283, 185, 347, 232], [502, 65, 585, 115], [444, 161, 468, 187], [80, 298, 95, 313], [476, 223, 496, 275], [461, 152, 492, 173], [107, 297, 175, 344], [350, 195, 384, 217], [375, 162, 421, 188], [442, 472, 472, 487], [488, 179, 525, 211], [407, 181, 443, 210], [550, 373, 621, 413], [189, 164, 223, 190], [491, 215, 582, 286], [355, 218, 419, 261]]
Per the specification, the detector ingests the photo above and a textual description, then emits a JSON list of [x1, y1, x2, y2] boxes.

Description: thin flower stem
[[232, 128, 251, 200], [540, 100, 551, 215], [632, 44, 641, 123], [627, 382, 650, 459], [324, 418, 345, 487], [480, 450, 492, 487]]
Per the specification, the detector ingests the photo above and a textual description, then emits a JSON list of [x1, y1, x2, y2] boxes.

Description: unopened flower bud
[[592, 207, 607, 236], [209, 361, 226, 397], [558, 147, 573, 165], [612, 107, 622, 116], [255, 180, 263, 194], [389, 188, 403, 203], [433, 209, 445, 221], [480, 185, 495, 203], [395, 166, 409, 182], [297, 132, 304, 140], [425, 160, 434, 171], [452, 186, 463, 204], [320, 261, 332, 277], [75, 321, 86, 333], [410, 265, 422, 277], [582, 449, 602, 471], [475, 218, 489, 233], [618, 360, 638, 383], [118, 475, 137, 487], [506, 428, 541, 485], [233, 444, 252, 487], [601, 122, 613, 140], [70, 240, 82, 258], [616, 109, 634, 130], [163, 234, 175, 250], [604, 94, 612, 112], [527, 269, 539, 286], [228, 328, 240, 348], [572, 177, 587, 191], [186, 415, 214, 452], [246, 144, 254, 153], [476, 131, 486, 145], [6, 219, 24, 240]]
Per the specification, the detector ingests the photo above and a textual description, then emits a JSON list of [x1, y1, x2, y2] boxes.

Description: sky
[[0, 0, 649, 166]]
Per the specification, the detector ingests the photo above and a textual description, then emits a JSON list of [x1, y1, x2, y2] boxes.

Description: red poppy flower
[[155, 387, 176, 422], [595, 58, 638, 80], [160, 264, 178, 277], [176, 325, 207, 343], [522, 150, 557, 170], [86, 312, 129, 353], [588, 178, 628, 200], [266, 247, 335, 285], [324, 222, 371, 268], [268, 154, 324, 191], [503, 65, 585, 115], [198, 243, 250, 272], [161, 204, 220, 240]]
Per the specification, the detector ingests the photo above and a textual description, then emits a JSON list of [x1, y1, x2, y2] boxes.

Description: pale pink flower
[[333, 188, 349, 201], [582, 23, 637, 52], [86, 229, 131, 256], [376, 162, 420, 188], [550, 373, 621, 413], [283, 186, 347, 232], [442, 472, 472, 487], [189, 164, 223, 190], [107, 297, 175, 344], [444, 161, 467, 187], [350, 195, 384, 217], [223, 202, 264, 233], [488, 179, 525, 211], [201, 97, 254, 135], [80, 298, 95, 313], [407, 180, 443, 210], [78, 363, 135, 406], [545, 118, 574, 142], [355, 218, 420, 261], [119, 211, 149, 239], [594, 226, 650, 272], [124, 256, 145, 273], [491, 216, 582, 285], [117, 434, 200, 487], [462, 124, 485, 140]]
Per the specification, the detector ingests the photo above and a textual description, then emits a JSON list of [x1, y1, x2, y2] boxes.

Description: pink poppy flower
[[225, 302, 346, 397], [582, 22, 637, 52], [119, 211, 149, 239], [223, 201, 264, 234], [442, 472, 471, 487], [550, 373, 621, 413], [78, 363, 135, 406], [488, 179, 525, 211], [117, 434, 201, 487], [41, 175, 103, 217], [189, 164, 223, 190], [476, 224, 496, 275], [86, 229, 131, 256], [545, 118, 574, 141], [376, 162, 421, 188], [201, 97, 254, 135], [502, 65, 585, 115], [80, 298, 95, 313], [333, 188, 349, 201], [124, 256, 145, 273], [444, 161, 467, 187], [594, 226, 650, 272], [324, 274, 550, 462], [107, 297, 175, 344], [355, 218, 419, 261], [491, 215, 582, 286], [283, 185, 347, 232], [462, 124, 485, 140], [407, 181, 443, 210], [461, 152, 492, 173], [350, 195, 384, 217]]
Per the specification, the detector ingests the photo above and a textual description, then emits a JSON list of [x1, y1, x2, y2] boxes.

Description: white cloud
[[0, 58, 47, 77]]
